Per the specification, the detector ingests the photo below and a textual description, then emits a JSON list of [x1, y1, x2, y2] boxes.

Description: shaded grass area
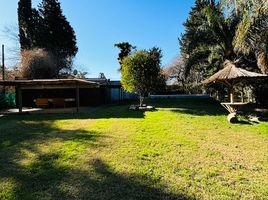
[[146, 98, 227, 116], [0, 98, 268, 199]]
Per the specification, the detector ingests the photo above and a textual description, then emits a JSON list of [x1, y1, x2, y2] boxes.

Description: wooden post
[[229, 87, 234, 103], [17, 85, 22, 113], [2, 45, 5, 81], [2, 45, 5, 93], [76, 83, 80, 113]]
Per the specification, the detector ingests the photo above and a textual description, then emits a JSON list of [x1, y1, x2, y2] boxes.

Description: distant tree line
[[18, 0, 78, 78]]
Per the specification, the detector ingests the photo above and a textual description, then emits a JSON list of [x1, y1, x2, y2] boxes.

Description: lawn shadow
[[0, 119, 102, 150], [147, 98, 226, 116], [1, 98, 227, 120], [0, 118, 103, 199], [77, 158, 195, 200], [0, 118, 195, 200], [0, 104, 146, 121], [2, 154, 195, 199]]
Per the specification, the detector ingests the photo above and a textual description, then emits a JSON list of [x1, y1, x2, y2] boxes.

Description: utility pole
[[2, 45, 5, 80], [2, 44, 5, 93]]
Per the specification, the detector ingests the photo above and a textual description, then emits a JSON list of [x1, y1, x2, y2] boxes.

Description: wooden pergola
[[0, 79, 99, 113]]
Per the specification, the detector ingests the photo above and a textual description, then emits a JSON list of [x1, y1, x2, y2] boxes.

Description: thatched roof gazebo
[[202, 60, 268, 122], [202, 60, 267, 103]]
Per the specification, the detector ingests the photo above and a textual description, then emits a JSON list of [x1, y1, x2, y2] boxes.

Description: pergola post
[[17, 85, 22, 113], [76, 83, 80, 113]]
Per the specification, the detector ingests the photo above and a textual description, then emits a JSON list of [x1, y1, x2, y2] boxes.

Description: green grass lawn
[[0, 98, 268, 200]]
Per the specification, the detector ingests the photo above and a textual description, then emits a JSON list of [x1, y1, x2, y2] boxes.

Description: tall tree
[[18, 0, 78, 78], [121, 47, 165, 106], [18, 0, 46, 50], [179, 0, 220, 77], [39, 0, 78, 74], [114, 42, 136, 70], [31, 8, 46, 48], [18, 0, 34, 49], [179, 0, 257, 79], [223, 0, 268, 74], [180, 0, 267, 104]]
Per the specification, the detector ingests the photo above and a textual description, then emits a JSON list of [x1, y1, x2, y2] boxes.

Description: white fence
[[149, 94, 210, 99]]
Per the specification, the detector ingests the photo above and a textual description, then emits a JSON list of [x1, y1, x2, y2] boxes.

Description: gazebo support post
[[76, 83, 80, 113], [17, 85, 22, 113], [229, 87, 234, 103]]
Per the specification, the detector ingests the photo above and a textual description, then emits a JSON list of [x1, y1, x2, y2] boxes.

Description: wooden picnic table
[[221, 102, 247, 113], [34, 98, 75, 108], [221, 102, 249, 123], [221, 102, 248, 114]]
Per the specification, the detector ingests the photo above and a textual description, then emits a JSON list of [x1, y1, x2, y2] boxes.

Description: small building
[[86, 78, 138, 102], [0, 78, 138, 113]]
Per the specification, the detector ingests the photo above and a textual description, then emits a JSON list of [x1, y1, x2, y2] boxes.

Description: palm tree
[[221, 0, 268, 74], [180, 0, 241, 78]]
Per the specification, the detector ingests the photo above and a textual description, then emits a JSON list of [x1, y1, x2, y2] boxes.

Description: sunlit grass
[[0, 98, 268, 199]]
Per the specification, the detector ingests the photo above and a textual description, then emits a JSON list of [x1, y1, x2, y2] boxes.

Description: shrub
[[20, 48, 57, 79]]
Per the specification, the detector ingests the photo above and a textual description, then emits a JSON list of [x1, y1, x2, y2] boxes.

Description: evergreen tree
[[179, 0, 218, 77], [18, 0, 78, 77], [31, 8, 46, 48], [39, 0, 78, 73], [18, 0, 34, 49], [114, 42, 136, 70]]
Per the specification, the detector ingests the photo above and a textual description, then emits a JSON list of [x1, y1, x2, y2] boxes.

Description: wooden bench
[[51, 98, 66, 108], [35, 98, 49, 108]]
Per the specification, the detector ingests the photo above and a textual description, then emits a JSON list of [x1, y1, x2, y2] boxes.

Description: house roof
[[86, 78, 108, 85], [0, 78, 99, 87]]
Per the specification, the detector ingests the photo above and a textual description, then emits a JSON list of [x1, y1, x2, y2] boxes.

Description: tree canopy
[[223, 0, 268, 74], [179, 0, 221, 78], [18, 0, 78, 77], [39, 0, 78, 72], [178, 0, 268, 104], [114, 42, 136, 70], [121, 47, 165, 105], [18, 0, 34, 50], [179, 0, 263, 81]]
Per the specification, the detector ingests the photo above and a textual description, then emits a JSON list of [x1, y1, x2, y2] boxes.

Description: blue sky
[[0, 0, 195, 80]]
